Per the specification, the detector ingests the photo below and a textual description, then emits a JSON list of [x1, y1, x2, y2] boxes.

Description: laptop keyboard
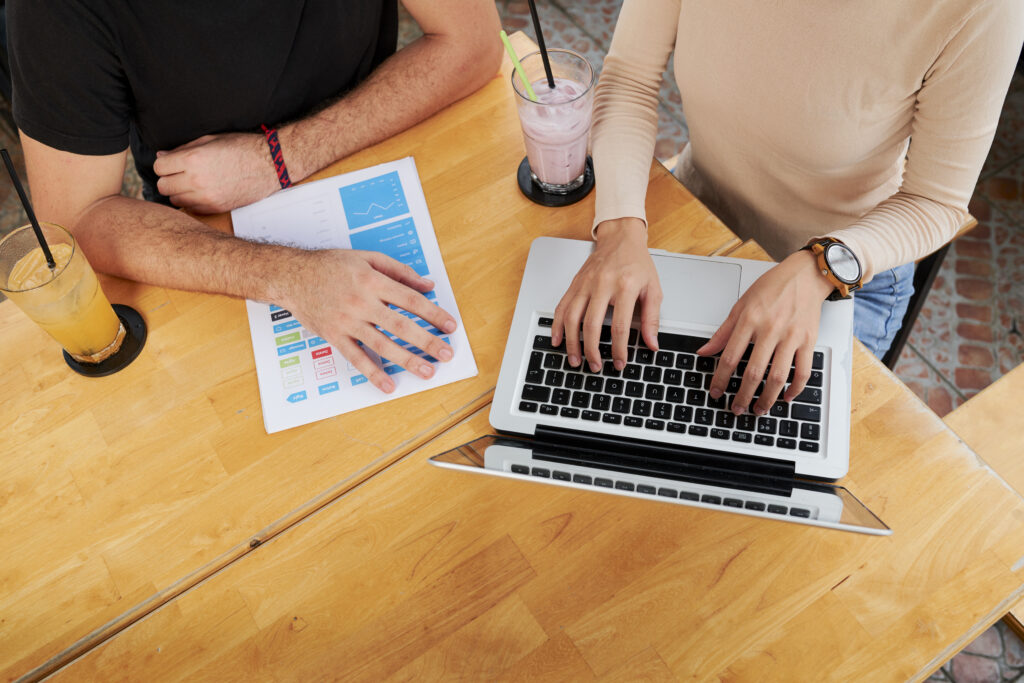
[[518, 318, 826, 456]]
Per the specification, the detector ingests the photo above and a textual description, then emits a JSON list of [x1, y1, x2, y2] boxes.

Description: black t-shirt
[[9, 0, 397, 202]]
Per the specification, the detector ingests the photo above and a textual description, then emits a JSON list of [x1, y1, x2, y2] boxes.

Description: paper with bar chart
[[231, 157, 477, 433]]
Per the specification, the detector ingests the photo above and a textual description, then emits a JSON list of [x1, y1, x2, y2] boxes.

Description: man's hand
[[552, 218, 662, 372], [154, 133, 280, 214], [279, 249, 457, 394], [699, 249, 835, 416]]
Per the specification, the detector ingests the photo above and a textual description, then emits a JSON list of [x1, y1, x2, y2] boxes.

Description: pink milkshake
[[512, 50, 595, 194]]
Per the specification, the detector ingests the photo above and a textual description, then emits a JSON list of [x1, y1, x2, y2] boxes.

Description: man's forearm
[[75, 195, 297, 305], [278, 29, 500, 182]]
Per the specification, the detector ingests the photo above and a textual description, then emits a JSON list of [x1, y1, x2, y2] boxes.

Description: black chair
[[881, 215, 977, 369]]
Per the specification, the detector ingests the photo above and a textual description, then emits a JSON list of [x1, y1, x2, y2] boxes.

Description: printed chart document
[[231, 157, 477, 433]]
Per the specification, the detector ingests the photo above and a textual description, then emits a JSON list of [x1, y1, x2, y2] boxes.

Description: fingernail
[[614, 360, 625, 371], [755, 406, 766, 416], [710, 389, 721, 399], [590, 361, 601, 373], [443, 320, 456, 333], [156, 151, 165, 157], [418, 364, 434, 379], [421, 277, 435, 287], [382, 379, 395, 393], [733, 406, 744, 416], [569, 355, 580, 367], [438, 347, 453, 361]]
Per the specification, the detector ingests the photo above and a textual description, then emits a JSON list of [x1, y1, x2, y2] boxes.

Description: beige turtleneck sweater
[[591, 0, 1023, 282]]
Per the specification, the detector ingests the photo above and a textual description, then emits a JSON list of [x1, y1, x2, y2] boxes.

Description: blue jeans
[[852, 262, 915, 359]]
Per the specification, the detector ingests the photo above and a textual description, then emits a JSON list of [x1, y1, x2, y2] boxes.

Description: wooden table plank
[[50, 349, 1024, 681], [0, 33, 739, 681]]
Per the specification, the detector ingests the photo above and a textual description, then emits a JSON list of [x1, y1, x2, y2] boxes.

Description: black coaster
[[517, 156, 595, 207], [64, 304, 147, 377]]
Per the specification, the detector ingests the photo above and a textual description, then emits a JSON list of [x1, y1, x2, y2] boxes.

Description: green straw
[[500, 30, 537, 102]]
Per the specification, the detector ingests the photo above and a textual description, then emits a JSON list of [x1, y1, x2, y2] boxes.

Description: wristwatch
[[802, 237, 863, 301]]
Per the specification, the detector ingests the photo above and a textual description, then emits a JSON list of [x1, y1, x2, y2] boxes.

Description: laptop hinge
[[533, 424, 796, 487]]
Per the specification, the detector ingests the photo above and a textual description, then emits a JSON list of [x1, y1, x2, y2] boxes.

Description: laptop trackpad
[[654, 254, 743, 327]]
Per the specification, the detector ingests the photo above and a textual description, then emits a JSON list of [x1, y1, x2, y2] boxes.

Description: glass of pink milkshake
[[511, 49, 595, 195]]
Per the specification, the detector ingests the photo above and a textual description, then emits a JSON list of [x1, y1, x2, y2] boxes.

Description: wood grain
[[51, 352, 1024, 681], [943, 362, 1024, 640], [0, 33, 738, 682]]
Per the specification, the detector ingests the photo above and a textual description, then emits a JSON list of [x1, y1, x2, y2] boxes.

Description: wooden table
[[944, 362, 1024, 638], [6, 32, 1024, 681], [0, 34, 737, 682]]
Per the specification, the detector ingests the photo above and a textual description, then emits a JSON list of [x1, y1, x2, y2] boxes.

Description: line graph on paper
[[339, 171, 410, 230]]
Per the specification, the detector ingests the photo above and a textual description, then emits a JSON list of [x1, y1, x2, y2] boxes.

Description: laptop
[[430, 237, 890, 535]]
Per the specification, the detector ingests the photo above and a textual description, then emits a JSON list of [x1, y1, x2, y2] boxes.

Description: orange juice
[[4, 237, 123, 361]]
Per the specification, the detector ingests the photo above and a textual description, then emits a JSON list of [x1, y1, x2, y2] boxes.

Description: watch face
[[824, 243, 861, 284]]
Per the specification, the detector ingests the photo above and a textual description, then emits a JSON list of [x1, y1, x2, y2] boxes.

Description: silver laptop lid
[[491, 237, 854, 480]]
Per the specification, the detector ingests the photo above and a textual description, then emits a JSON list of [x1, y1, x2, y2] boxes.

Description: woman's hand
[[698, 249, 835, 415], [552, 218, 662, 371]]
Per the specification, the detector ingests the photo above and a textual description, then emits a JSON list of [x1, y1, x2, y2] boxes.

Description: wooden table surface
[[0, 33, 739, 682]]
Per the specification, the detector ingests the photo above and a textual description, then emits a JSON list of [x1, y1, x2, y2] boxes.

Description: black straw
[[527, 0, 556, 90], [1, 148, 55, 269]]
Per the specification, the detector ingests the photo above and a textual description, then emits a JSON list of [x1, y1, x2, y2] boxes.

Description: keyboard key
[[711, 428, 729, 440], [571, 391, 590, 408], [732, 431, 752, 443], [645, 419, 665, 431], [624, 416, 643, 427], [522, 385, 550, 402], [626, 381, 644, 397], [727, 377, 742, 393], [533, 335, 557, 350], [615, 480, 635, 491], [565, 373, 584, 389], [769, 401, 788, 418], [687, 389, 706, 406], [628, 329, 640, 345], [724, 498, 743, 508], [744, 501, 766, 511], [695, 409, 714, 425], [780, 420, 798, 437], [538, 317, 553, 327], [592, 394, 611, 411], [715, 411, 735, 428], [790, 508, 811, 518], [582, 410, 600, 421], [767, 504, 788, 515], [754, 435, 774, 447], [525, 368, 545, 384], [572, 474, 592, 484], [531, 467, 550, 478], [544, 353, 563, 369], [667, 422, 687, 433], [643, 366, 663, 383], [675, 353, 695, 370], [539, 404, 558, 415], [560, 407, 580, 419], [602, 413, 622, 424], [584, 376, 604, 392], [666, 387, 686, 403], [529, 351, 544, 370], [635, 348, 655, 364], [707, 393, 726, 409], [655, 351, 674, 367], [701, 494, 722, 505], [631, 400, 652, 417], [645, 384, 665, 401], [757, 417, 777, 434], [799, 441, 820, 453], [658, 332, 706, 353], [737, 414, 756, 431], [599, 325, 611, 342], [519, 401, 538, 413], [605, 379, 624, 395], [812, 351, 824, 370], [553, 470, 571, 481], [689, 425, 708, 437], [800, 423, 820, 440], [598, 343, 613, 359], [657, 487, 678, 498], [777, 438, 796, 449], [679, 490, 700, 501], [511, 464, 529, 474], [663, 369, 682, 385], [696, 356, 716, 373], [684, 372, 703, 388], [792, 404, 822, 422], [673, 405, 693, 422], [793, 387, 823, 404], [595, 478, 613, 488], [654, 402, 672, 420], [544, 370, 564, 387], [552, 389, 570, 405], [807, 370, 824, 387], [637, 484, 656, 495], [623, 365, 642, 380], [612, 397, 631, 414]]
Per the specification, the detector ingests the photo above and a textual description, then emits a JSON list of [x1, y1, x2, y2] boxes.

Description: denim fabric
[[852, 262, 915, 359]]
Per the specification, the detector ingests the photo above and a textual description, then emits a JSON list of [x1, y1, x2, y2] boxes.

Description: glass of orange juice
[[0, 222, 144, 374]]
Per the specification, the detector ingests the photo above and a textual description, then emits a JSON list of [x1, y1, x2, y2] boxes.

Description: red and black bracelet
[[260, 124, 293, 189]]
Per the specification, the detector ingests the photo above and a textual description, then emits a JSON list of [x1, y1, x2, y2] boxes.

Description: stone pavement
[[0, 4, 1021, 680]]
